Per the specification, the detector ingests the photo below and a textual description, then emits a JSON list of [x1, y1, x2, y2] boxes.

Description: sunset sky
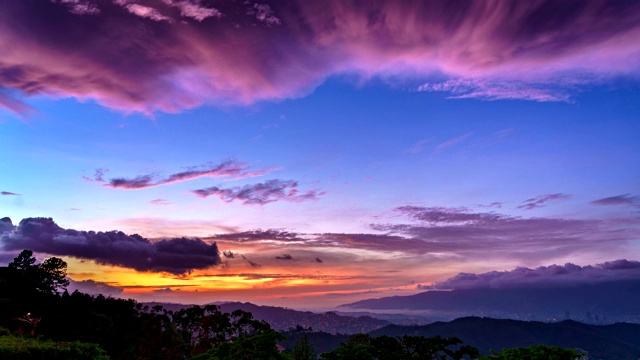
[[1, 0, 640, 310]]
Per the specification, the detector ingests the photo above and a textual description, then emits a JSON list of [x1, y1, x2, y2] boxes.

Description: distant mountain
[[280, 318, 640, 360], [217, 302, 390, 334], [142, 301, 390, 334], [340, 280, 640, 323], [370, 317, 640, 360]]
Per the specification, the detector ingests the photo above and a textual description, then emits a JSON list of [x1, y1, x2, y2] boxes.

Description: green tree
[[39, 257, 70, 294], [293, 334, 315, 360], [478, 344, 586, 360], [7, 249, 69, 295], [320, 334, 478, 360]]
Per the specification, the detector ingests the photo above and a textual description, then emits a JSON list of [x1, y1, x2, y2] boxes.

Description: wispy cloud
[[2, 1, 640, 114], [53, 0, 101, 15], [591, 194, 640, 207], [436, 133, 473, 151], [192, 179, 325, 205], [1, 191, 21, 196], [86, 161, 272, 190], [162, 0, 221, 21], [241, 255, 261, 268], [211, 229, 302, 242], [418, 78, 572, 102], [517, 193, 571, 210], [403, 139, 429, 154]]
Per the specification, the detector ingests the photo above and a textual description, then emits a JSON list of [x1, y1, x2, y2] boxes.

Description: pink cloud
[[1, 1, 639, 114]]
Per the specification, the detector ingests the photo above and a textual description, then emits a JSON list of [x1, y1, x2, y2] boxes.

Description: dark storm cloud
[[591, 193, 640, 207], [192, 179, 324, 205], [516, 193, 571, 210], [2, 0, 640, 114], [426, 259, 640, 290], [0, 217, 221, 274]]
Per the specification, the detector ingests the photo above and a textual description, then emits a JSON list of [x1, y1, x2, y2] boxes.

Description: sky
[[1, 0, 640, 310]]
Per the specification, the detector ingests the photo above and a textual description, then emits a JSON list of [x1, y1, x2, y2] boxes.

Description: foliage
[[192, 329, 289, 360], [0, 335, 109, 360], [7, 250, 70, 295], [319, 334, 479, 360], [478, 344, 586, 360], [293, 334, 315, 360]]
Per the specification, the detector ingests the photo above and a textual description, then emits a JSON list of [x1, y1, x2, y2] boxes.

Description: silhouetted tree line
[[0, 250, 585, 360]]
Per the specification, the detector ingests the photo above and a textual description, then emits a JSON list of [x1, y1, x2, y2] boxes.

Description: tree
[[39, 257, 70, 294], [7, 249, 69, 295], [7, 250, 36, 272], [293, 334, 315, 360], [319, 334, 479, 360], [478, 344, 586, 360]]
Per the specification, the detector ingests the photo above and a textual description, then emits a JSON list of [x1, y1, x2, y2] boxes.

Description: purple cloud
[[418, 78, 572, 102], [192, 179, 324, 205], [517, 193, 571, 210], [211, 229, 302, 242], [87, 161, 271, 190], [1, 191, 21, 196], [0, 217, 221, 274], [314, 233, 431, 255], [82, 168, 108, 183], [2, 1, 640, 114], [149, 199, 171, 206], [591, 194, 640, 207], [428, 259, 640, 290], [370, 206, 640, 262]]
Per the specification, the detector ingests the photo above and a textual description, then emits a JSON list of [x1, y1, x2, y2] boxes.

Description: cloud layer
[[369, 205, 640, 262], [0, 217, 221, 274], [2, 0, 640, 113], [425, 259, 640, 290]]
